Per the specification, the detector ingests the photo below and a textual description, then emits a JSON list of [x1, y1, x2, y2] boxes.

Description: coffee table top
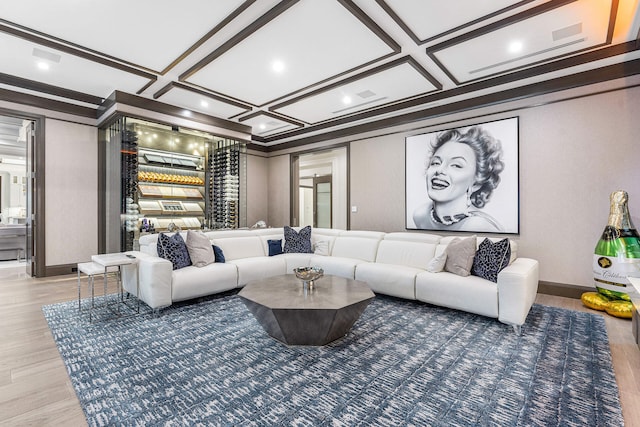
[[238, 274, 374, 310]]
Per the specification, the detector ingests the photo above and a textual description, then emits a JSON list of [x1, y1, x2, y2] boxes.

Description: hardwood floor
[[0, 268, 638, 426]]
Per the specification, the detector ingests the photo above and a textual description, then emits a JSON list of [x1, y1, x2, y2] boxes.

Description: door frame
[[313, 175, 332, 228], [0, 108, 46, 277], [289, 143, 350, 230]]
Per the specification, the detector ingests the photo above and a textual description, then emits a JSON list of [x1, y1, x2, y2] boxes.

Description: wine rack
[[136, 147, 206, 232], [101, 116, 247, 253], [207, 142, 242, 229]]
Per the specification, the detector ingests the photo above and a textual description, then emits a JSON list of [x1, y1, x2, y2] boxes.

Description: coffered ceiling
[[0, 0, 639, 148]]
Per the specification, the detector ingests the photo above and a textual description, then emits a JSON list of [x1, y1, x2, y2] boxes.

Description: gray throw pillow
[[444, 236, 477, 277], [186, 230, 215, 267]]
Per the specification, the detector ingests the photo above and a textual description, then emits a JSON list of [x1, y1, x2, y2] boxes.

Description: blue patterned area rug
[[43, 292, 623, 426]]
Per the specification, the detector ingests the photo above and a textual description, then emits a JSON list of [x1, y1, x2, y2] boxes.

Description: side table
[[91, 253, 140, 318]]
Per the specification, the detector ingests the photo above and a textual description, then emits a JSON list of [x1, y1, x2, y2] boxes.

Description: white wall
[[266, 83, 640, 288], [45, 118, 98, 265]]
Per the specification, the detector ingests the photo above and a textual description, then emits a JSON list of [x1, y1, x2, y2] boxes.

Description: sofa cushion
[[212, 236, 264, 260], [213, 245, 225, 263], [230, 256, 287, 287], [331, 231, 384, 261], [157, 233, 191, 270], [171, 263, 237, 302], [186, 230, 215, 267], [375, 239, 436, 269], [444, 236, 476, 277], [283, 253, 314, 274], [284, 225, 313, 253], [268, 239, 283, 256], [355, 263, 420, 300], [309, 255, 361, 279], [415, 271, 499, 318], [471, 238, 511, 283]]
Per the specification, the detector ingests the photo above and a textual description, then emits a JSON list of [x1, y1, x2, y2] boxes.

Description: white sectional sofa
[[124, 228, 539, 333]]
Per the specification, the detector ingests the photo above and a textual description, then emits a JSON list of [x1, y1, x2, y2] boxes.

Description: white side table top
[[629, 277, 640, 297], [91, 253, 137, 267]]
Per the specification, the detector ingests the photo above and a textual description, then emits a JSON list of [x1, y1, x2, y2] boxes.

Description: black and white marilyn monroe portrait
[[411, 126, 506, 232]]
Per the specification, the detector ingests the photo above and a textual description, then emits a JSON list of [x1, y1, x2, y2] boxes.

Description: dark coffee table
[[238, 274, 374, 346]]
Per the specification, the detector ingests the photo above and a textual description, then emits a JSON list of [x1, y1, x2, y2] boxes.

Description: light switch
[[351, 206, 358, 213]]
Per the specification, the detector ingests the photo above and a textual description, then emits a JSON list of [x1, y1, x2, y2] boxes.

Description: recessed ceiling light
[[342, 95, 352, 105], [200, 100, 209, 108], [183, 110, 192, 117], [508, 40, 523, 54], [259, 123, 267, 130], [271, 60, 286, 73], [37, 61, 50, 71]]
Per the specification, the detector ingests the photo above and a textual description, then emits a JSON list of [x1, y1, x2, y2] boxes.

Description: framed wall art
[[405, 117, 519, 234]]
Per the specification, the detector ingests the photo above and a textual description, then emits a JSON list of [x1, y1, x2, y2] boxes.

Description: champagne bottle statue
[[583, 190, 640, 318]]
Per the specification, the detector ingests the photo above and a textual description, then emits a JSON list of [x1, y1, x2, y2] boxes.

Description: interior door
[[313, 175, 331, 228], [25, 121, 35, 276]]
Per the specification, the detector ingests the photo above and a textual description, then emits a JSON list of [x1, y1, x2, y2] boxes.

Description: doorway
[[0, 114, 32, 275], [291, 146, 348, 230]]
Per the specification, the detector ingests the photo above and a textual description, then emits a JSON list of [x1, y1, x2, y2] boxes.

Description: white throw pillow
[[426, 252, 447, 273], [314, 240, 330, 256], [186, 230, 215, 267]]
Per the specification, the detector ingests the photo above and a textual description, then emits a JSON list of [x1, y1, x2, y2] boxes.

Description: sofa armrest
[[497, 258, 539, 327], [121, 251, 173, 309]]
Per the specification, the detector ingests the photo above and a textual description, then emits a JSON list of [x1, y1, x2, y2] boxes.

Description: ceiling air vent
[[552, 23, 582, 42], [357, 90, 376, 99]]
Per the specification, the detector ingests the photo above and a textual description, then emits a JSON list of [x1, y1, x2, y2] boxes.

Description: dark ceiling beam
[[257, 40, 640, 144], [0, 72, 104, 105], [263, 57, 640, 151], [0, 87, 96, 118], [97, 91, 252, 135]]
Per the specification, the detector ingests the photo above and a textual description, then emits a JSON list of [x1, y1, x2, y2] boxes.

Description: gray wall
[[45, 118, 98, 265], [246, 152, 269, 227], [265, 83, 640, 288]]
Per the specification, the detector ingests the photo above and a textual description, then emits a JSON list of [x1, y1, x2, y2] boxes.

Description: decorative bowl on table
[[293, 267, 324, 288]]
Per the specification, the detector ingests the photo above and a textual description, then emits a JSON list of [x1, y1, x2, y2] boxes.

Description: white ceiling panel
[[185, 1, 396, 106], [380, 0, 534, 42], [240, 113, 301, 137], [0, 34, 151, 98], [157, 86, 250, 120], [274, 60, 438, 123], [430, 0, 614, 83], [0, 0, 638, 146], [0, 0, 248, 72]]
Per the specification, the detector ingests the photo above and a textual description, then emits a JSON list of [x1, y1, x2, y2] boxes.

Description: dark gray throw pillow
[[283, 225, 313, 253], [157, 233, 191, 270], [471, 238, 511, 283]]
